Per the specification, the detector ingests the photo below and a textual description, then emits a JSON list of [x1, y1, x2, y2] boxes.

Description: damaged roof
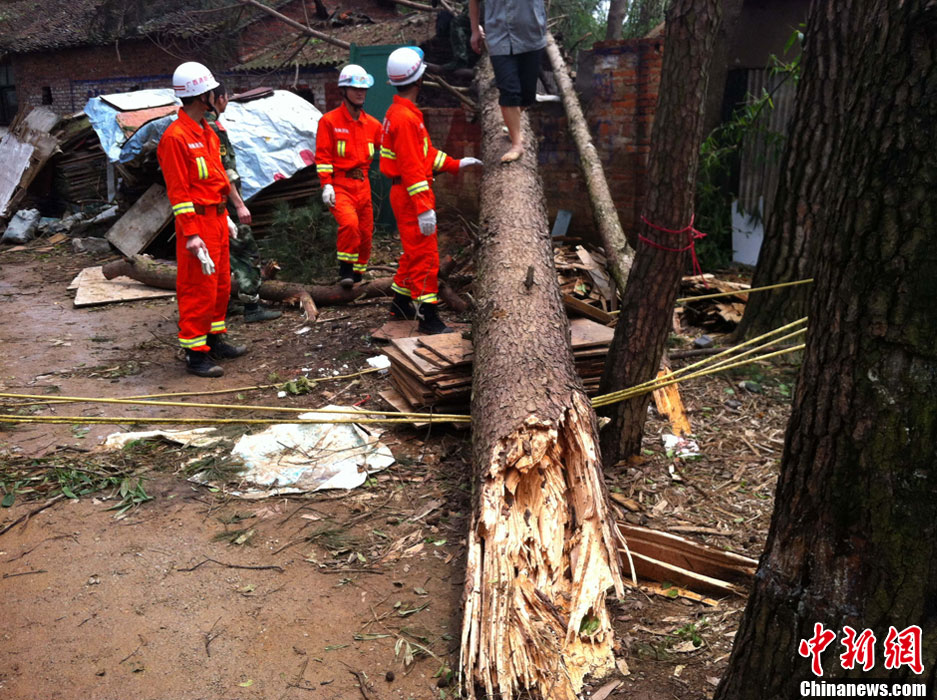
[[232, 12, 436, 72], [0, 0, 292, 54]]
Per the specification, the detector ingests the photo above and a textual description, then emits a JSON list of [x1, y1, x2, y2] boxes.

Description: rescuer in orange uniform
[[380, 47, 483, 334], [316, 65, 383, 288], [157, 61, 247, 378]]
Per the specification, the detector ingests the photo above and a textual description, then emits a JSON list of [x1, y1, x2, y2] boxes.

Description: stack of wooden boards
[[383, 317, 615, 411]]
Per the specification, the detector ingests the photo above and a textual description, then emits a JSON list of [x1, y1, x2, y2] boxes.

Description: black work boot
[[389, 292, 417, 320], [417, 303, 455, 335], [186, 350, 224, 378], [243, 303, 282, 323], [352, 271, 364, 284], [338, 262, 355, 289], [206, 333, 248, 360]]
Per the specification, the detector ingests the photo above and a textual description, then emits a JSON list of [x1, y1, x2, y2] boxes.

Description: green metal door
[[349, 43, 407, 233]]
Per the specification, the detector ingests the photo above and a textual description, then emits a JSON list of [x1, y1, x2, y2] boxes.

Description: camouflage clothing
[[206, 113, 262, 304]]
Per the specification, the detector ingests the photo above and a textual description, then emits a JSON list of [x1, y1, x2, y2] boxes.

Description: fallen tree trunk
[[101, 256, 469, 313], [461, 59, 624, 700], [545, 32, 634, 294]]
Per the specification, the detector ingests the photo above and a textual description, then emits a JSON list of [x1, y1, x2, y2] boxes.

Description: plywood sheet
[[105, 183, 172, 257], [72, 266, 175, 307]]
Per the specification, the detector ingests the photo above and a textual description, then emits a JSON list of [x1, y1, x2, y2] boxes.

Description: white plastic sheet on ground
[[84, 89, 321, 201], [209, 406, 395, 499], [103, 427, 225, 449]]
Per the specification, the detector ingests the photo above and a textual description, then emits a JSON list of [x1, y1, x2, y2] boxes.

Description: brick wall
[[423, 38, 664, 241], [11, 40, 180, 114]]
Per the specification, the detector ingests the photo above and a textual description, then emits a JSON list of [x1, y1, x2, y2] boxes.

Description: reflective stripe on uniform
[[391, 282, 410, 297], [414, 292, 438, 304], [195, 156, 208, 180], [380, 147, 396, 160], [368, 142, 375, 157], [407, 180, 429, 196], [337, 251, 357, 262], [179, 334, 208, 349], [433, 151, 448, 171], [423, 137, 428, 156], [337, 140, 346, 157], [353, 263, 367, 272], [210, 321, 226, 333], [317, 164, 334, 173], [173, 201, 196, 216]]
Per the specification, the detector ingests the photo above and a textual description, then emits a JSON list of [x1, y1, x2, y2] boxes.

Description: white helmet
[[338, 64, 375, 89], [172, 61, 219, 98], [386, 47, 426, 87]]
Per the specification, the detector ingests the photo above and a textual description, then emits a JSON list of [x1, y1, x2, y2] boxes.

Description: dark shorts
[[490, 49, 542, 107]]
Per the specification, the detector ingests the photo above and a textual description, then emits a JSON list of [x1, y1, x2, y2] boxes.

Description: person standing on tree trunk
[[468, 0, 547, 162], [157, 62, 248, 378], [315, 65, 383, 288], [379, 46, 483, 334], [206, 85, 281, 324]]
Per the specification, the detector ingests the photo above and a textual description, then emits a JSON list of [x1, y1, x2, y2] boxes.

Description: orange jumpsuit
[[379, 95, 459, 304], [157, 108, 231, 352], [315, 103, 383, 274]]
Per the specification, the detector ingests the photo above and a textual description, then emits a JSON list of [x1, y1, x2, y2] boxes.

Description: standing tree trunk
[[716, 1, 937, 695], [605, 0, 630, 40], [731, 20, 824, 342], [461, 59, 624, 700], [598, 0, 722, 463]]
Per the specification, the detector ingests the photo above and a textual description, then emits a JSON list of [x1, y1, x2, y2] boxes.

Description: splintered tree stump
[[460, 59, 624, 700]]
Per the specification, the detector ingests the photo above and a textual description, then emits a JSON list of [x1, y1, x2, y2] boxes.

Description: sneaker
[[244, 303, 282, 323], [389, 292, 417, 320], [206, 333, 248, 360], [185, 350, 224, 377], [338, 261, 354, 289]]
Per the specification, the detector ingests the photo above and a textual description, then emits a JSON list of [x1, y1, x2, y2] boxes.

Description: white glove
[[417, 209, 437, 236], [322, 184, 336, 207], [227, 216, 238, 240], [196, 247, 216, 276], [459, 157, 483, 170]]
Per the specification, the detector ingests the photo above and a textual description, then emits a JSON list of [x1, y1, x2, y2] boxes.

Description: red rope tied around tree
[[639, 214, 708, 282]]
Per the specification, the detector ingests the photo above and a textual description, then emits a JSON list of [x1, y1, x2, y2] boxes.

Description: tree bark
[[545, 32, 634, 294], [605, 0, 629, 40], [461, 59, 624, 700], [598, 0, 722, 463], [716, 1, 937, 695], [101, 256, 469, 312]]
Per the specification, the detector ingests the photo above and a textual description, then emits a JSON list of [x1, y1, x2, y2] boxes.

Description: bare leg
[[500, 105, 523, 162]]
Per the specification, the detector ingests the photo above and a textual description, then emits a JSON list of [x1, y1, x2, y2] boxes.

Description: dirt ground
[[0, 240, 797, 699]]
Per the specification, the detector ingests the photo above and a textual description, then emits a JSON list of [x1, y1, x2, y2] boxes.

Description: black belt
[[193, 201, 227, 215], [336, 167, 365, 181]]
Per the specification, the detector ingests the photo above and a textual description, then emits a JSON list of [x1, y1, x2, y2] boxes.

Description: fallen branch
[[0, 494, 66, 537], [177, 557, 285, 573], [242, 0, 350, 49], [102, 255, 471, 313], [545, 32, 634, 293]]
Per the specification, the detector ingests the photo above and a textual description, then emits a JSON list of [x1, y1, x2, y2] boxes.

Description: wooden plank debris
[[0, 107, 61, 221], [72, 266, 175, 307], [618, 523, 757, 597], [105, 183, 172, 256], [382, 317, 617, 412]]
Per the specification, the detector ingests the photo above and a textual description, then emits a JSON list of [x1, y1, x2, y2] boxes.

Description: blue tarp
[[84, 89, 322, 202]]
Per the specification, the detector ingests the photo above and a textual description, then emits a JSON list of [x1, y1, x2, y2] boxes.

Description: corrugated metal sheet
[[737, 69, 796, 226]]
